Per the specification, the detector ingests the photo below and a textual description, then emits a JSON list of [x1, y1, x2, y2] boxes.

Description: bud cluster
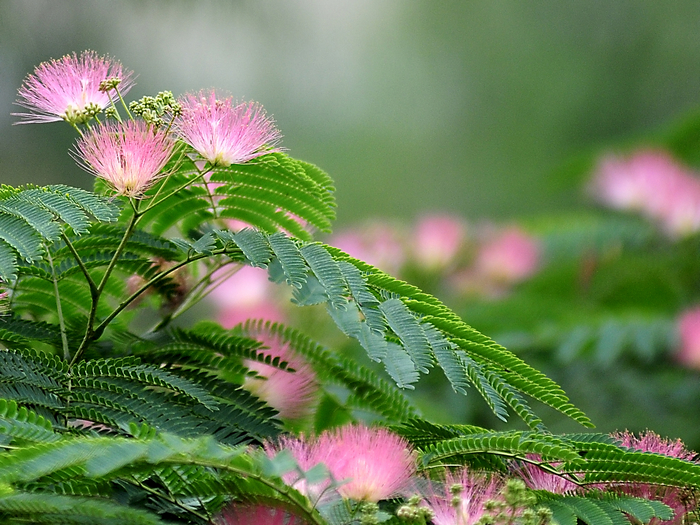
[[129, 91, 182, 127]]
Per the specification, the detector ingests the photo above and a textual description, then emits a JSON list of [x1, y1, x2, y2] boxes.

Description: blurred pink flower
[[412, 214, 467, 270], [176, 90, 282, 167], [608, 430, 696, 525], [424, 468, 504, 525], [512, 454, 579, 494], [209, 265, 286, 329], [265, 434, 332, 501], [14, 50, 134, 124], [475, 227, 541, 284], [316, 425, 415, 501], [676, 307, 700, 370], [216, 505, 307, 525], [243, 332, 318, 421], [267, 425, 415, 502], [330, 223, 405, 275], [74, 120, 174, 198], [591, 150, 700, 237]]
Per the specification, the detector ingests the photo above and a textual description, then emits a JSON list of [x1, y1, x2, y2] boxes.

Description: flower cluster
[[15, 51, 282, 200], [266, 424, 416, 503], [590, 150, 700, 237], [329, 215, 541, 299]]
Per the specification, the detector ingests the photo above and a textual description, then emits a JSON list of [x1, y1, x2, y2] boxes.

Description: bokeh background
[[4, 1, 700, 445]]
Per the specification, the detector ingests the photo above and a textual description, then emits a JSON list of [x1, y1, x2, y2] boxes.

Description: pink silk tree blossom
[[315, 425, 416, 502], [590, 150, 700, 238], [676, 306, 700, 370], [608, 430, 696, 525], [266, 425, 415, 503], [216, 505, 307, 525], [424, 468, 504, 525], [475, 227, 541, 284], [13, 50, 134, 124], [412, 214, 467, 270], [512, 454, 580, 494], [176, 90, 282, 167], [74, 120, 174, 198], [243, 332, 318, 421]]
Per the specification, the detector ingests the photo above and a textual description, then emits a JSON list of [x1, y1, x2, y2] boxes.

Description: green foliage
[[538, 493, 673, 525], [0, 185, 120, 280], [4, 71, 697, 525]]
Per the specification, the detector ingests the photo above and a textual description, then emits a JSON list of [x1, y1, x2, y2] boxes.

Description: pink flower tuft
[[208, 265, 286, 329], [590, 150, 700, 237], [176, 90, 282, 167], [14, 50, 134, 124], [267, 425, 415, 502], [265, 434, 332, 501], [424, 468, 504, 525], [315, 425, 415, 502], [243, 332, 318, 421], [330, 223, 406, 275], [216, 505, 307, 525], [412, 214, 467, 270], [512, 454, 580, 494], [608, 430, 696, 525], [676, 307, 700, 370], [74, 120, 174, 198], [475, 227, 541, 284]]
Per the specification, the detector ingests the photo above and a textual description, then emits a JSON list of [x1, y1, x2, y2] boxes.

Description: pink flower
[[267, 425, 415, 502], [74, 120, 174, 198], [412, 214, 467, 270], [424, 468, 504, 525], [475, 227, 541, 284], [216, 505, 307, 525], [176, 90, 282, 167], [208, 265, 286, 329], [330, 223, 406, 275], [13, 50, 134, 124], [590, 150, 700, 237], [265, 435, 332, 501], [315, 425, 415, 501], [607, 430, 696, 525], [243, 332, 318, 421], [676, 307, 700, 370], [512, 454, 580, 494]]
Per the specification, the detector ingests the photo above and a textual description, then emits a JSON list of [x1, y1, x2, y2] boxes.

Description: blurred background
[[4, 1, 700, 446]]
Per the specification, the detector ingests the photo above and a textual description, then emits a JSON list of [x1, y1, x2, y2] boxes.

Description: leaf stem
[[70, 210, 141, 367], [46, 247, 70, 360], [60, 232, 97, 296]]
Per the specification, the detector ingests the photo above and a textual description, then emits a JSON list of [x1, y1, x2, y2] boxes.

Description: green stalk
[[46, 248, 70, 361]]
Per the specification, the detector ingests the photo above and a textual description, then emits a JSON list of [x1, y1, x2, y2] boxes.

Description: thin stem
[[60, 232, 97, 296], [149, 260, 241, 333], [93, 252, 211, 338], [70, 211, 140, 367], [46, 248, 70, 360], [128, 477, 211, 523], [114, 85, 133, 120]]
